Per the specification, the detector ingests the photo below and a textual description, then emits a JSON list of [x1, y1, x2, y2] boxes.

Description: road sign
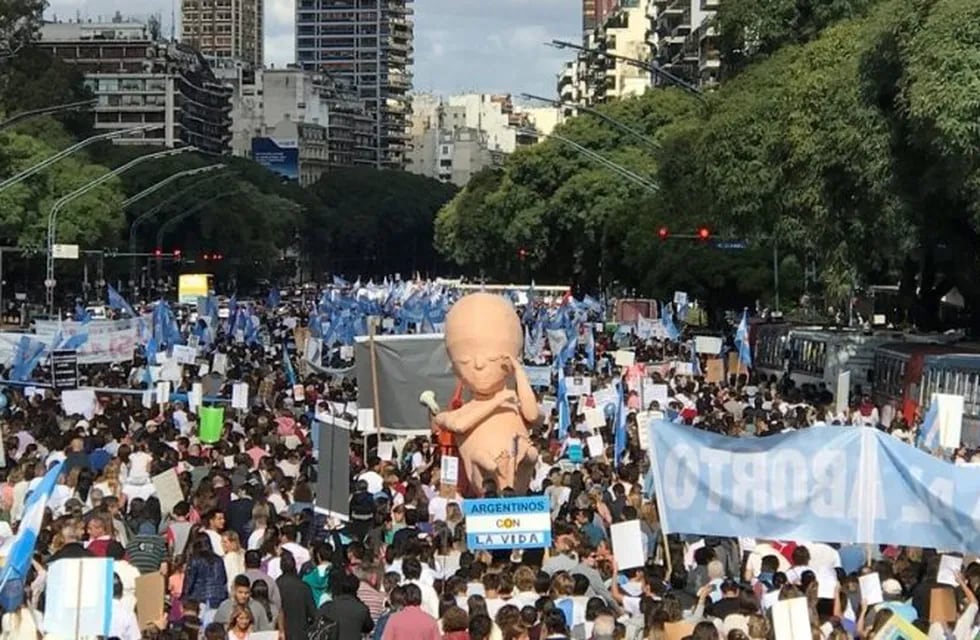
[[50, 350, 79, 390], [52, 244, 80, 260], [464, 496, 551, 550], [713, 239, 749, 250]]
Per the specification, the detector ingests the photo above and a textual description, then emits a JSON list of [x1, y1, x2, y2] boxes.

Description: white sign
[[25, 320, 139, 365], [188, 382, 203, 412], [566, 376, 592, 397], [172, 344, 197, 365], [440, 455, 459, 484], [52, 244, 80, 260], [155, 381, 171, 406], [673, 291, 688, 307], [231, 382, 249, 410], [836, 371, 851, 416], [212, 352, 228, 376], [613, 350, 635, 367], [694, 336, 723, 355], [293, 384, 305, 402], [934, 393, 965, 449], [610, 520, 645, 570]]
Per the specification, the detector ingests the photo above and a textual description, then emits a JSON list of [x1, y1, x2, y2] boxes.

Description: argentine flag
[[735, 309, 752, 368], [0, 461, 64, 608], [917, 401, 940, 450]]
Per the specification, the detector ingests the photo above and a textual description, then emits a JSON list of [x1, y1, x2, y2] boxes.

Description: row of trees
[[0, 1, 456, 295], [435, 0, 980, 327]]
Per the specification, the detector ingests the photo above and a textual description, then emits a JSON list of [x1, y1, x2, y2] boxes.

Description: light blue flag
[[106, 284, 137, 318], [662, 302, 680, 342], [917, 401, 940, 450], [646, 418, 980, 552], [735, 309, 752, 367], [0, 461, 64, 607], [614, 380, 627, 467], [557, 365, 571, 440]]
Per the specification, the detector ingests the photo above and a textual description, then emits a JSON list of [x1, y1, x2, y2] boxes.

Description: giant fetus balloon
[[435, 293, 539, 496]]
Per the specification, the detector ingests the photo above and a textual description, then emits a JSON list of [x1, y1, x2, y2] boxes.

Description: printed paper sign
[[566, 376, 592, 397], [610, 520, 645, 570], [694, 336, 723, 355], [464, 496, 551, 550], [440, 455, 459, 485], [155, 381, 171, 405], [613, 350, 635, 367], [212, 352, 228, 376], [172, 344, 197, 365], [231, 382, 249, 410]]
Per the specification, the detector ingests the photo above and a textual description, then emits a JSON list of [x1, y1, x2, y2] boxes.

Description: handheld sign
[[464, 496, 551, 550]]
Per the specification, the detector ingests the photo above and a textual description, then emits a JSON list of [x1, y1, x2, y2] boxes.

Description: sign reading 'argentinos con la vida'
[[463, 496, 551, 550]]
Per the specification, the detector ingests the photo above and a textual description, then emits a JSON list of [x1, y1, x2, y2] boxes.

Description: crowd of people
[[0, 288, 971, 640]]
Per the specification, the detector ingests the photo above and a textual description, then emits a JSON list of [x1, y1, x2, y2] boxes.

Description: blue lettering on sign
[[466, 531, 552, 550], [462, 496, 549, 516]]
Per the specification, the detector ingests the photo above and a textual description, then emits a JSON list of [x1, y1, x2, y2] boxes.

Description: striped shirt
[[126, 534, 167, 574], [358, 581, 387, 621]]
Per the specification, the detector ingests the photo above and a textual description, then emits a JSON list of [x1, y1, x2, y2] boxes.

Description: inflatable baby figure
[[434, 293, 539, 496]]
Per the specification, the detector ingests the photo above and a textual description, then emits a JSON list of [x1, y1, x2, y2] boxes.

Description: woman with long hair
[[250, 580, 278, 630], [222, 530, 246, 592], [181, 532, 229, 625], [227, 605, 256, 640]]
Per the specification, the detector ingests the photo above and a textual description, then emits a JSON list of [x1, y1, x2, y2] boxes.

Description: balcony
[[701, 0, 720, 9], [662, 0, 686, 15]]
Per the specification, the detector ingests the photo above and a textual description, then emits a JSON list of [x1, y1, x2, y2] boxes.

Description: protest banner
[[646, 419, 980, 552], [464, 496, 551, 550]]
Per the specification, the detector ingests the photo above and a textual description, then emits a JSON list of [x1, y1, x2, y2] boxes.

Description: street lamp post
[[521, 93, 662, 151], [0, 99, 98, 132], [550, 39, 706, 102], [0, 124, 162, 193], [45, 146, 195, 314], [126, 166, 226, 286], [512, 126, 659, 193]]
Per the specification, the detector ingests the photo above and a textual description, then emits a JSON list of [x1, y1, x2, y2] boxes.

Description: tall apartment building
[[560, 0, 719, 106], [407, 93, 539, 186], [180, 0, 263, 69], [561, 0, 656, 106], [294, 0, 414, 169], [211, 64, 376, 184], [39, 21, 232, 154], [583, 0, 620, 34]]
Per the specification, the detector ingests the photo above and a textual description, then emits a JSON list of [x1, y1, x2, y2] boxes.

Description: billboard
[[251, 136, 299, 181]]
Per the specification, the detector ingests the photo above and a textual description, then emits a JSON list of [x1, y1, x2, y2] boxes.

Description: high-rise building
[[40, 21, 232, 154], [583, 0, 620, 34], [295, 0, 414, 169], [181, 0, 263, 69]]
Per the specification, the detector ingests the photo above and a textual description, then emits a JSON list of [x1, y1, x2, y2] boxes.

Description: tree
[[0, 0, 45, 59], [309, 167, 457, 278]]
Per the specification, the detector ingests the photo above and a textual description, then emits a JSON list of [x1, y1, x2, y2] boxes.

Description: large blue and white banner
[[464, 496, 551, 550], [647, 420, 980, 552]]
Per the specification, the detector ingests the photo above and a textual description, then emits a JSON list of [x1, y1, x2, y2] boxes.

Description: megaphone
[[419, 390, 440, 415]]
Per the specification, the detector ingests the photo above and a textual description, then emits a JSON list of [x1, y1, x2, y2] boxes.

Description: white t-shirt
[[205, 529, 225, 557], [357, 470, 384, 494], [128, 451, 153, 483]]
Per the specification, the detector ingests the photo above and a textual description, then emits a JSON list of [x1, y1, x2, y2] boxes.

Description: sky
[[44, 0, 582, 98]]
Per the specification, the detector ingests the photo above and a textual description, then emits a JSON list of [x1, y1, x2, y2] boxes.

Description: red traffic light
[[518, 247, 528, 261], [173, 248, 182, 259], [154, 248, 162, 257], [697, 227, 710, 240], [214, 253, 223, 261], [658, 227, 669, 241], [202, 253, 210, 261]]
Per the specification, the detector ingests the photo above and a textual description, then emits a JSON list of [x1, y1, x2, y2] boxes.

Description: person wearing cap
[[875, 578, 918, 622]]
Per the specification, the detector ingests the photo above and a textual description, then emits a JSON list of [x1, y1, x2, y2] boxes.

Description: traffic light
[[658, 227, 669, 241], [697, 227, 711, 241], [518, 247, 528, 261], [173, 248, 182, 260], [154, 247, 162, 257], [214, 253, 223, 261]]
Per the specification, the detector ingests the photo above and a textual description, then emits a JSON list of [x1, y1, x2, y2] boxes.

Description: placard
[[586, 435, 605, 458], [199, 407, 224, 444], [934, 393, 965, 449], [231, 382, 249, 410], [566, 376, 592, 397], [44, 558, 114, 637], [524, 366, 552, 388], [212, 352, 228, 376], [610, 520, 645, 570], [705, 358, 725, 383], [836, 371, 851, 416], [816, 566, 838, 599], [771, 597, 811, 640], [694, 336, 723, 355], [858, 572, 883, 606], [583, 407, 606, 430], [613, 350, 635, 367], [188, 382, 203, 412], [930, 588, 956, 623], [151, 468, 184, 516], [61, 388, 97, 419], [172, 344, 197, 365], [135, 572, 166, 629], [160, 359, 182, 383], [377, 441, 394, 461], [293, 384, 306, 402], [464, 496, 551, 550], [440, 455, 459, 485], [937, 555, 962, 586], [155, 381, 171, 406], [50, 349, 79, 390], [643, 382, 669, 407], [673, 291, 688, 306]]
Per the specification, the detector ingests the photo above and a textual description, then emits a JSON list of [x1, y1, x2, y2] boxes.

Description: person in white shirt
[[357, 456, 385, 495], [107, 574, 141, 640], [265, 524, 311, 579], [744, 541, 791, 580], [784, 546, 815, 585], [401, 557, 440, 619], [203, 510, 226, 557]]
